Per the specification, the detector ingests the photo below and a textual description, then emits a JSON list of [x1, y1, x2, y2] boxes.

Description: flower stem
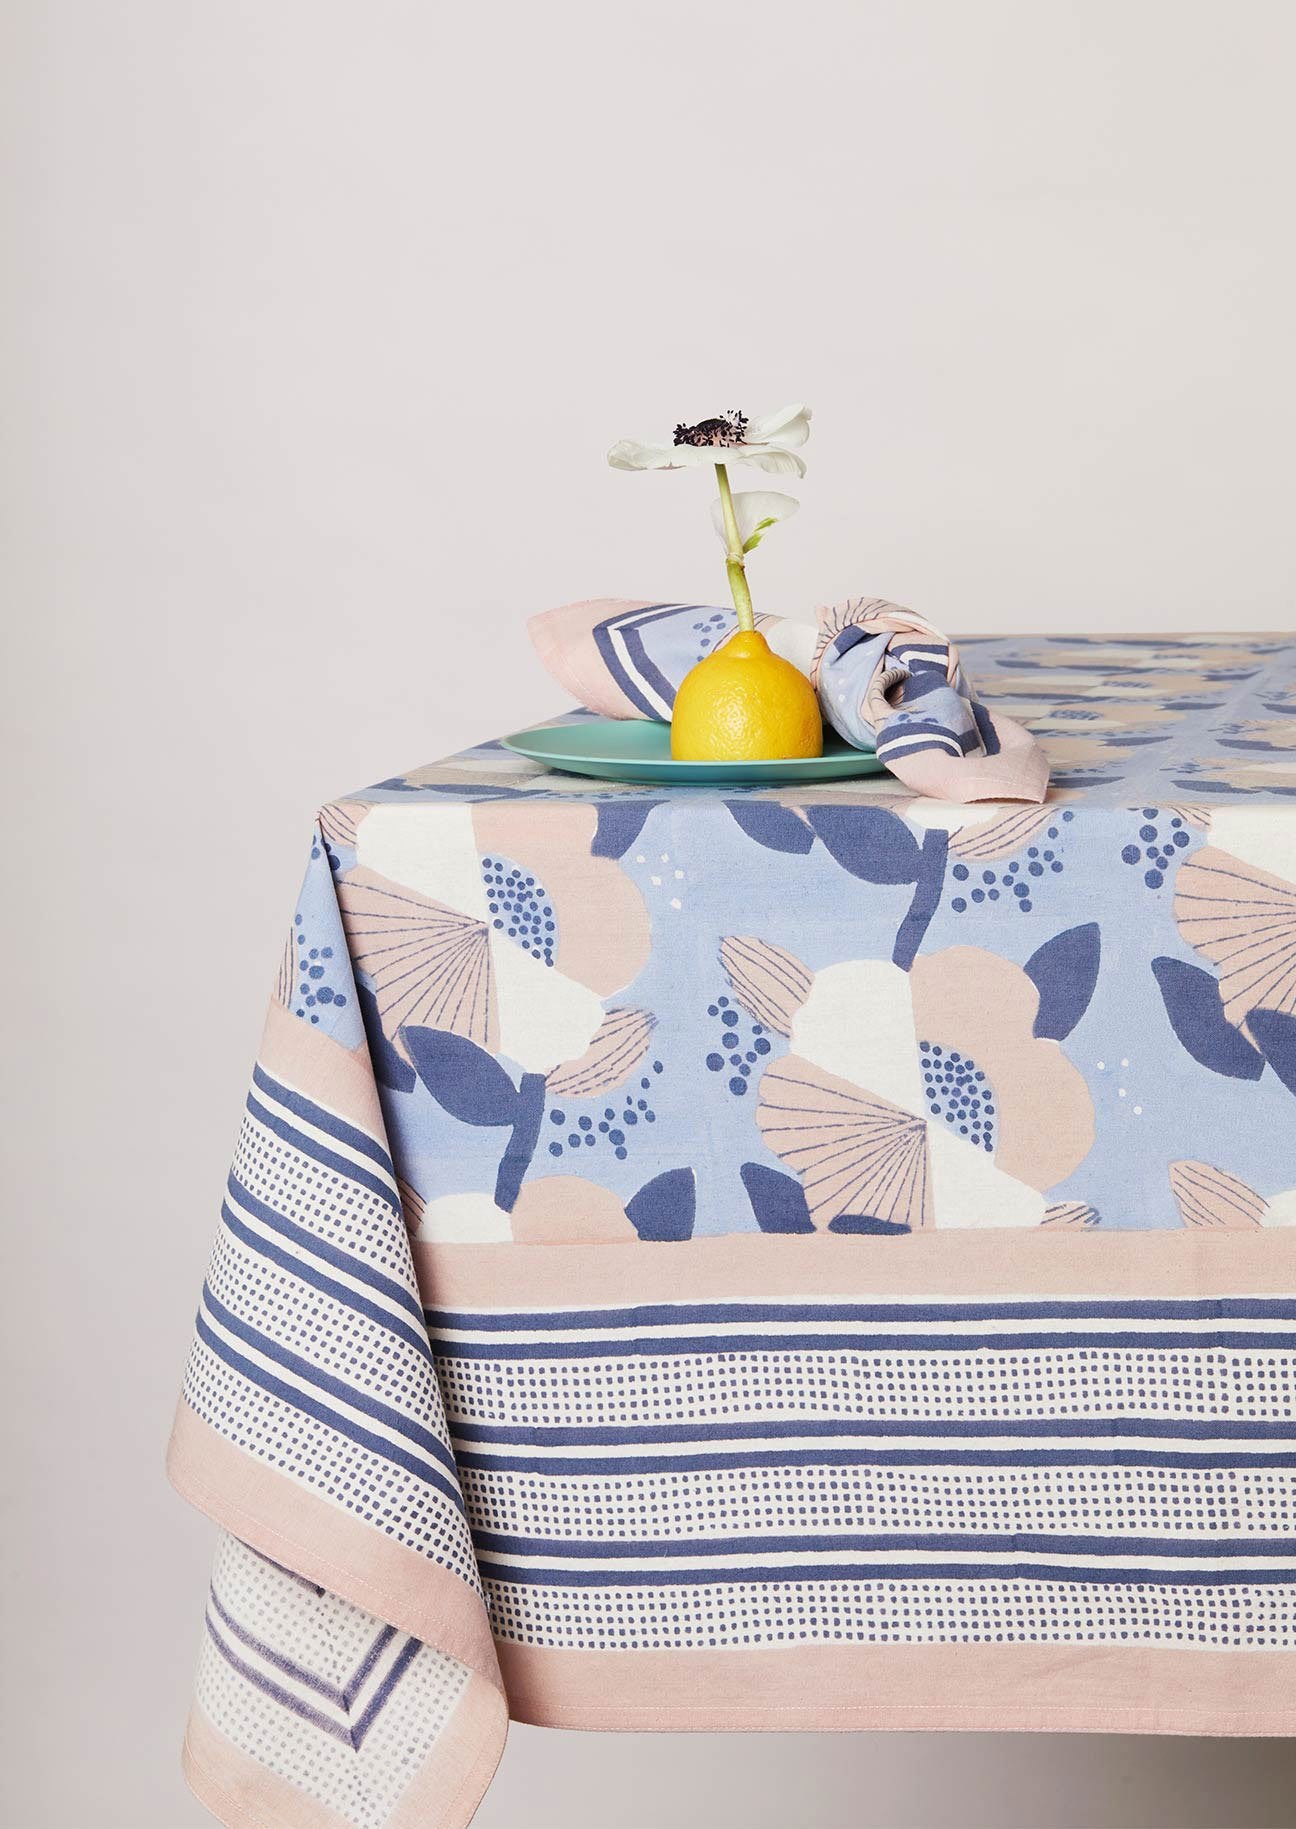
[[715, 462, 755, 634]]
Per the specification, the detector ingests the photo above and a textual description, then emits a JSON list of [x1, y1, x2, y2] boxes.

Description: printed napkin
[[529, 596, 1049, 802]]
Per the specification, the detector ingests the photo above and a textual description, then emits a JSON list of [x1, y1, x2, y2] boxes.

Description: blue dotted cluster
[[1119, 809, 1191, 891], [547, 1061, 664, 1163], [948, 812, 1074, 917], [312, 835, 343, 877], [920, 1042, 995, 1151], [292, 913, 348, 1024], [692, 610, 729, 659], [703, 994, 772, 1098], [480, 854, 555, 964]]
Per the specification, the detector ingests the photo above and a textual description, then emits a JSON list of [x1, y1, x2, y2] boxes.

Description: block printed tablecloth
[[170, 635, 1296, 1829]]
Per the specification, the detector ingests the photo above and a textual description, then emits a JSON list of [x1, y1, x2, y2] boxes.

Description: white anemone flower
[[607, 405, 812, 478], [709, 490, 799, 553]]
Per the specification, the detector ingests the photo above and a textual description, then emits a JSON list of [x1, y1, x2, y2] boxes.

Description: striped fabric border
[[171, 994, 506, 1829], [182, 1051, 478, 1583], [424, 1289, 1296, 1650]]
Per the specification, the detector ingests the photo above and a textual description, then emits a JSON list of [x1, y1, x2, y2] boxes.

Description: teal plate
[[500, 719, 883, 786]]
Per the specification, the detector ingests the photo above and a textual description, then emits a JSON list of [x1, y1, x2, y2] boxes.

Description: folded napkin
[[529, 597, 1049, 803]]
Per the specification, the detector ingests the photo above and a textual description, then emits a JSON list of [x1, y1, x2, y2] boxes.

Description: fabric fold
[[168, 824, 507, 1829], [528, 596, 1049, 802]]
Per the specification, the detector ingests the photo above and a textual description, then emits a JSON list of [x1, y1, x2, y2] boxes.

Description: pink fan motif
[[1174, 848, 1296, 1034], [1168, 1159, 1267, 1229], [719, 936, 812, 1036], [757, 1056, 932, 1230], [546, 1008, 656, 1098], [336, 867, 496, 1057]]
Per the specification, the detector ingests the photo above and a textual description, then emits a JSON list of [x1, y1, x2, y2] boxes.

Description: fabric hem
[[505, 1699, 1296, 1738]]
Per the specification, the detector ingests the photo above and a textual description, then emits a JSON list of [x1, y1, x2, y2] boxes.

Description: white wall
[[5, 3, 1295, 1825]]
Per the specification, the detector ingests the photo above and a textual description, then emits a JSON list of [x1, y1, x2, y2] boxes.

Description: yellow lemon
[[670, 629, 823, 761]]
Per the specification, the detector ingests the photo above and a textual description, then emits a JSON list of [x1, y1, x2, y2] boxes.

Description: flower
[[722, 937, 1093, 1229], [709, 490, 799, 551], [607, 404, 812, 477], [336, 799, 651, 1074]]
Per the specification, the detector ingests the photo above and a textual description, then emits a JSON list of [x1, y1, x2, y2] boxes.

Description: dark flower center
[[673, 410, 749, 448]]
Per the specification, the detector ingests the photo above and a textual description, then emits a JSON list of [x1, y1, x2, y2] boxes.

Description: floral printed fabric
[[297, 633, 1296, 1240]]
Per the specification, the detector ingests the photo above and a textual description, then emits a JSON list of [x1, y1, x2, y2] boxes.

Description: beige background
[[5, 2, 1296, 1825]]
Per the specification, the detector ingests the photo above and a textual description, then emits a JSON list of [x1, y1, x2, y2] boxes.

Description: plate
[[500, 718, 884, 785]]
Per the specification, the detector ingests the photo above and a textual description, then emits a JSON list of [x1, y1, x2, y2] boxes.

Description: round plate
[[500, 718, 883, 785]]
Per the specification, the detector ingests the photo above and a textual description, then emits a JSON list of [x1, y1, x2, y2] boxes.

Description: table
[[169, 633, 1296, 1829]]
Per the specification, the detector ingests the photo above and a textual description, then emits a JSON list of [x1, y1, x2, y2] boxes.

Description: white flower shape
[[608, 405, 812, 478]]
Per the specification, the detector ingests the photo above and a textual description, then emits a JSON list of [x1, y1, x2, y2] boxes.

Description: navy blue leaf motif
[[1150, 958, 1265, 1081], [1248, 1008, 1296, 1098], [805, 806, 921, 884], [893, 829, 948, 972], [592, 801, 661, 859], [626, 1168, 696, 1241], [724, 802, 816, 855], [739, 1162, 815, 1233], [402, 1027, 522, 1125], [1025, 923, 1101, 1041], [356, 980, 416, 1094]]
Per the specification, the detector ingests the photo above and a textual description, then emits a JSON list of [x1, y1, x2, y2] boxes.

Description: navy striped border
[[471, 1528, 1296, 1562], [251, 1064, 394, 1174], [427, 1326, 1296, 1359], [221, 1199, 434, 1365], [479, 1559, 1296, 1590], [245, 1091, 401, 1217], [426, 1297, 1296, 1331], [195, 1294, 464, 1513], [452, 1415, 1294, 1447], [455, 1445, 1296, 1474], [230, 1173, 425, 1326], [202, 1283, 457, 1476]]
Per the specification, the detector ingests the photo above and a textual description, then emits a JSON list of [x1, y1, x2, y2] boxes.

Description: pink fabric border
[[414, 1228, 1296, 1310], [167, 1403, 502, 1690], [183, 1706, 358, 1829], [183, 1683, 506, 1829], [495, 1641, 1296, 1738], [260, 999, 387, 1140]]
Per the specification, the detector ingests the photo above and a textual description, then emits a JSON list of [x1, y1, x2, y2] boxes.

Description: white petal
[[491, 936, 604, 1072], [415, 1191, 512, 1243], [1206, 808, 1296, 887], [749, 404, 812, 448], [763, 616, 818, 676], [927, 1127, 1045, 1228], [356, 803, 487, 919], [607, 438, 709, 471], [1264, 1188, 1296, 1227], [735, 446, 807, 478], [709, 490, 800, 549], [790, 960, 925, 1114], [903, 803, 1003, 835]]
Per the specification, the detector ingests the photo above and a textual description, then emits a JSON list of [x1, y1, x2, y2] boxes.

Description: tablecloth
[[169, 633, 1296, 1829]]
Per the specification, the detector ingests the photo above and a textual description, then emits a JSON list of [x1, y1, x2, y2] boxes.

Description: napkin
[[529, 597, 1049, 803]]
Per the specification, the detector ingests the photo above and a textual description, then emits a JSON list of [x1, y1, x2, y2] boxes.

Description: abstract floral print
[[269, 634, 1296, 1242]]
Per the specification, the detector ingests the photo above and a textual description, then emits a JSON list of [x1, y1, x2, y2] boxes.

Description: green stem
[[715, 462, 755, 633]]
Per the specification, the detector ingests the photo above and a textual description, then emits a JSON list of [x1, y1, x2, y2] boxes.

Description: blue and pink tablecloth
[[170, 634, 1296, 1829]]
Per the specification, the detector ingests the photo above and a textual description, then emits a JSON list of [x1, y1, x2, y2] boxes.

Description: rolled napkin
[[529, 596, 1049, 803]]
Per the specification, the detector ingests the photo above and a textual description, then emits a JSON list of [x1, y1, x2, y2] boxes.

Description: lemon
[[670, 629, 823, 761]]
